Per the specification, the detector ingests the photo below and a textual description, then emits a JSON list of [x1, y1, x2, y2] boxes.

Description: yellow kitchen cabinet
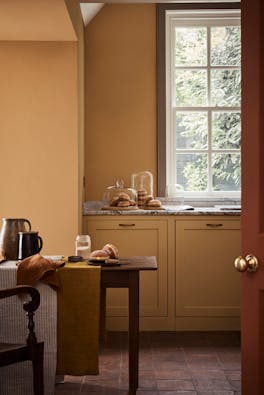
[[84, 217, 173, 331], [175, 218, 241, 330], [84, 215, 241, 331]]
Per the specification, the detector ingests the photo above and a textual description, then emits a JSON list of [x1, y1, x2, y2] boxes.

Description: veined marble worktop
[[83, 204, 241, 216]]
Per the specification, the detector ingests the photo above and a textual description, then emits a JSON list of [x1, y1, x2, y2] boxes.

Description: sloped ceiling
[[80, 3, 104, 26], [0, 0, 76, 41]]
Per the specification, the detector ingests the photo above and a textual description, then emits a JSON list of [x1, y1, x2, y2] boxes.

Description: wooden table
[[99, 256, 157, 394], [0, 257, 157, 394]]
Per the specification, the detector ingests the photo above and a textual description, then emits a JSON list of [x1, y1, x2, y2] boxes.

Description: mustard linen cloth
[[56, 262, 101, 375]]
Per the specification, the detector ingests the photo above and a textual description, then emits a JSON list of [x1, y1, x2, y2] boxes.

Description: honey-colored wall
[[0, 0, 85, 256], [84, 4, 156, 200], [0, 41, 78, 255]]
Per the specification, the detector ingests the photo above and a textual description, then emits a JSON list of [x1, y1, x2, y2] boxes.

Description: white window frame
[[165, 9, 241, 199]]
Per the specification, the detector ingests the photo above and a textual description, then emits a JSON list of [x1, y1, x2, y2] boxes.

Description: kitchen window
[[157, 3, 241, 200]]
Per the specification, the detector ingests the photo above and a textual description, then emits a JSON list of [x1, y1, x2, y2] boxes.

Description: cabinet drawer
[[177, 219, 240, 231]]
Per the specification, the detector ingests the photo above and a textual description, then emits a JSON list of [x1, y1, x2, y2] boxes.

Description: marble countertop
[[83, 205, 241, 216]]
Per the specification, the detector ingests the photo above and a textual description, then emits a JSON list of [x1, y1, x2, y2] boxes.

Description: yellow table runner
[[56, 262, 101, 375]]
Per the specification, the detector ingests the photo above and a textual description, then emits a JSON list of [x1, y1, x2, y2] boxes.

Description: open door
[[235, 0, 264, 393]]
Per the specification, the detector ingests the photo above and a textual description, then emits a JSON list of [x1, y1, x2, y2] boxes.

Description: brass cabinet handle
[[234, 254, 259, 272], [118, 223, 136, 227], [206, 223, 223, 228]]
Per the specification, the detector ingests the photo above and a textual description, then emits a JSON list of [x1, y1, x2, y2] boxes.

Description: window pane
[[212, 153, 241, 191], [212, 112, 241, 149], [211, 69, 241, 106], [175, 27, 207, 66], [176, 153, 208, 191], [176, 112, 208, 149], [175, 70, 207, 106], [211, 26, 241, 66]]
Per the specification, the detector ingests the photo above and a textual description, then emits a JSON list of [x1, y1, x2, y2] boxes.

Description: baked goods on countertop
[[145, 199, 162, 208], [143, 198, 165, 210], [101, 177, 164, 210], [136, 189, 164, 210], [137, 189, 147, 207], [102, 180, 138, 211], [137, 194, 165, 210], [102, 191, 138, 210]]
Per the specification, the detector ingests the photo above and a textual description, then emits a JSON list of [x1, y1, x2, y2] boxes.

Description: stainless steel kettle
[[0, 218, 31, 260]]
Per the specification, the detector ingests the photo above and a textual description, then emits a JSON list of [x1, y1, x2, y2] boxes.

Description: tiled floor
[[55, 331, 241, 395]]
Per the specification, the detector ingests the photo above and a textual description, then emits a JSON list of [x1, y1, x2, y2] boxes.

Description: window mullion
[[208, 110, 213, 193], [166, 19, 175, 187], [207, 26, 212, 194]]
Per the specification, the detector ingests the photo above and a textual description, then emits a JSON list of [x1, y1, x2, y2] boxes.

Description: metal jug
[[0, 218, 31, 260]]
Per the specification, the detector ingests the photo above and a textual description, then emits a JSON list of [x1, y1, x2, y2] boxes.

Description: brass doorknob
[[234, 254, 259, 272]]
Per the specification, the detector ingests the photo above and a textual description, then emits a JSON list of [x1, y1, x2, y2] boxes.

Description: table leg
[[99, 288, 107, 342], [128, 271, 139, 394]]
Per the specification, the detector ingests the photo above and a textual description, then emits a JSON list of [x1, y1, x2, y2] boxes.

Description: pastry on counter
[[103, 191, 138, 210], [146, 199, 162, 208], [142, 198, 165, 210], [117, 200, 130, 208], [137, 189, 147, 207]]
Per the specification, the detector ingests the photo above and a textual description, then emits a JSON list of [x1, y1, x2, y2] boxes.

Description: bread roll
[[137, 189, 147, 196], [102, 243, 119, 259], [118, 192, 130, 201], [117, 200, 130, 207], [89, 249, 109, 259], [145, 195, 154, 203], [146, 199, 162, 207], [109, 196, 119, 206]]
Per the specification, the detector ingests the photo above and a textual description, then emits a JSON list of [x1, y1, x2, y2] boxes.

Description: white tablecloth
[[0, 261, 57, 395]]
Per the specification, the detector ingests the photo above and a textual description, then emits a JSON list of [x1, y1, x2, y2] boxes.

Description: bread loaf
[[102, 243, 119, 259]]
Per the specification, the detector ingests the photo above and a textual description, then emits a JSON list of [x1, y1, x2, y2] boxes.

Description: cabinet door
[[87, 218, 168, 320], [175, 219, 241, 321]]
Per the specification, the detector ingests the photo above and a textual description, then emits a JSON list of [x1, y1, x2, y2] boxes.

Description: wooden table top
[[100, 256, 157, 271]]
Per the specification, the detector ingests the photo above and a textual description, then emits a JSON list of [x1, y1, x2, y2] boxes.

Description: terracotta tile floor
[[55, 331, 241, 395]]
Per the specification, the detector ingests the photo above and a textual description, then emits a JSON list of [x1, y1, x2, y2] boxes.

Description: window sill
[[158, 196, 241, 208]]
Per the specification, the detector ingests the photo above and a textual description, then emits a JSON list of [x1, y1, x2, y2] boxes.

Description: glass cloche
[[102, 179, 138, 210], [131, 171, 154, 207]]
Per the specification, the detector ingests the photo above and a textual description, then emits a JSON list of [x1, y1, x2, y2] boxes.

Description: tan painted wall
[[84, 4, 156, 200], [0, 42, 78, 255]]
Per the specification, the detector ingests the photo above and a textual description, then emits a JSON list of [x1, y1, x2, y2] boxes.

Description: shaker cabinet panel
[[175, 219, 241, 319], [85, 218, 168, 326]]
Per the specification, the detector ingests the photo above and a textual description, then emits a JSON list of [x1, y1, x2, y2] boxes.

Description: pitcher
[[0, 218, 31, 260]]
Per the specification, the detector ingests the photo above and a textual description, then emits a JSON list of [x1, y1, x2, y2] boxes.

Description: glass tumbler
[[75, 235, 91, 259]]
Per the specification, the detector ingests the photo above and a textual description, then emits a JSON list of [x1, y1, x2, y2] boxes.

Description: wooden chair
[[0, 285, 44, 395]]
